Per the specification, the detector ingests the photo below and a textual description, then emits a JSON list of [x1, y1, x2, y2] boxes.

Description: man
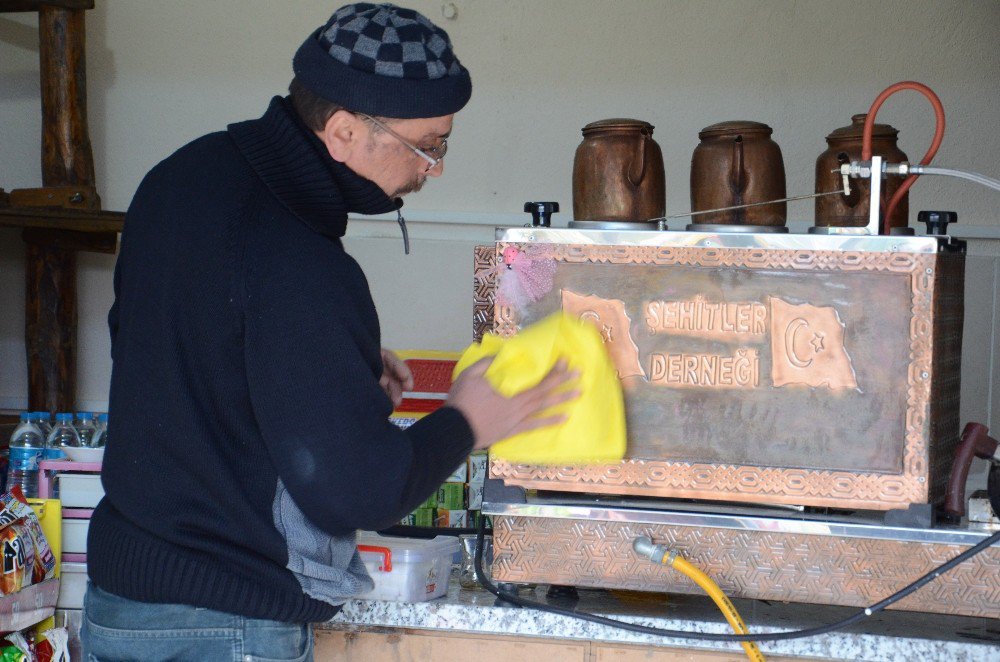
[[82, 4, 575, 660]]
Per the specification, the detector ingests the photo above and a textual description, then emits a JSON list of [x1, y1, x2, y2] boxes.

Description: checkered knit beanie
[[293, 3, 472, 119]]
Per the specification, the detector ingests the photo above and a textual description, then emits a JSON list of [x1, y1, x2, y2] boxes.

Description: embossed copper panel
[[481, 238, 964, 510], [473, 245, 496, 343], [492, 515, 1000, 619]]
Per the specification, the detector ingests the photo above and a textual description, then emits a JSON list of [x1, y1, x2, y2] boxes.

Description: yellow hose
[[660, 551, 766, 662]]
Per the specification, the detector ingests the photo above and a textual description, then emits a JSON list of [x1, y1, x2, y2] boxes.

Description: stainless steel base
[[484, 503, 1000, 619], [567, 220, 664, 231], [807, 225, 918, 236], [807, 225, 874, 235], [686, 223, 788, 233]]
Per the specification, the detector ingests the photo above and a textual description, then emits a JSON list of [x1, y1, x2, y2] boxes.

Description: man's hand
[[380, 349, 414, 408], [446, 358, 580, 450]]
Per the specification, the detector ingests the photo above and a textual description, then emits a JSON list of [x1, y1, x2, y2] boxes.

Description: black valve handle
[[524, 201, 559, 227], [918, 210, 957, 236]]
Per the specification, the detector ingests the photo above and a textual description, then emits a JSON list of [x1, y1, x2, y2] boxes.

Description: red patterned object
[[394, 352, 460, 416]]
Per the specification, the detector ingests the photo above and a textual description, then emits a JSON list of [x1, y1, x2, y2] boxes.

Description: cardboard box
[[436, 482, 465, 510], [446, 462, 467, 483], [400, 507, 435, 527], [468, 452, 487, 486], [434, 509, 468, 528], [468, 482, 483, 510]]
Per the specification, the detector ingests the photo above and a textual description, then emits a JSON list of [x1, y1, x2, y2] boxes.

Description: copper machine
[[475, 83, 1000, 620]]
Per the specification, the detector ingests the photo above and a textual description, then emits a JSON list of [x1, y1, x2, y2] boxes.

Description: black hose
[[473, 517, 1000, 643]]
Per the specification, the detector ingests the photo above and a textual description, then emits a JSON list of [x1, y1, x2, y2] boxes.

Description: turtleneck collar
[[227, 96, 400, 239]]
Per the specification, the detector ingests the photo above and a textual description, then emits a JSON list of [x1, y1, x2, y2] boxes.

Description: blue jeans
[[82, 583, 314, 661]]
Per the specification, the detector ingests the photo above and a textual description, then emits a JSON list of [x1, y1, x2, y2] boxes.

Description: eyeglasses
[[359, 113, 447, 172]]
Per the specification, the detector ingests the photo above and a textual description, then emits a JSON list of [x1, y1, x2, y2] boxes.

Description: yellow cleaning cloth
[[453, 312, 626, 464]]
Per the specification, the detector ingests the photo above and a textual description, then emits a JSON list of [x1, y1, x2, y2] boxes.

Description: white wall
[[2, 1, 999, 451]]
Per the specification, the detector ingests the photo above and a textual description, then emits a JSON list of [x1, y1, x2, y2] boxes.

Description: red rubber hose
[[861, 81, 946, 234]]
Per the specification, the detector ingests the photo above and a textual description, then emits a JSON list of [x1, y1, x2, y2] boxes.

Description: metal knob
[[524, 201, 559, 227], [918, 210, 957, 236]]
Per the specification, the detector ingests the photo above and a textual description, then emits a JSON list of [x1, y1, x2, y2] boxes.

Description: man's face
[[351, 114, 454, 199]]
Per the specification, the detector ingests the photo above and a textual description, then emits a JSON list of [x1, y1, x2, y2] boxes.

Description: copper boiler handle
[[943, 422, 999, 518], [729, 135, 746, 195], [627, 131, 647, 187]]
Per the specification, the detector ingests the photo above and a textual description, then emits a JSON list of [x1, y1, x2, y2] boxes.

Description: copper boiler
[[475, 228, 965, 512], [690, 121, 786, 227], [572, 118, 665, 223], [471, 228, 998, 620], [815, 113, 910, 230]]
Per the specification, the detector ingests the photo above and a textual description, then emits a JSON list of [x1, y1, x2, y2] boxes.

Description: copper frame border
[[473, 245, 496, 343], [483, 243, 942, 511]]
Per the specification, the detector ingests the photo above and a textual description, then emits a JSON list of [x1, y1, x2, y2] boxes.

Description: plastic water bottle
[[0, 429, 6, 492], [45, 413, 81, 461], [75, 412, 97, 447], [92, 413, 108, 449], [7, 412, 44, 498], [33, 412, 53, 439]]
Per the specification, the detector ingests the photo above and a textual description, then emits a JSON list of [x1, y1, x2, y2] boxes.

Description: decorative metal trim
[[483, 502, 997, 547], [473, 245, 496, 343], [492, 514, 1000, 619]]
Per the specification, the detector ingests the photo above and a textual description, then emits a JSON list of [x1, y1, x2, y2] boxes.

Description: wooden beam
[[25, 241, 77, 412], [0, 206, 124, 233], [10, 185, 100, 210], [40, 7, 95, 185], [24, 3, 94, 412], [23, 227, 117, 254], [3, 186, 122, 237], [0, 1, 94, 12]]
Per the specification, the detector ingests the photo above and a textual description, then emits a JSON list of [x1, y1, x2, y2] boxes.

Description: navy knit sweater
[[87, 97, 475, 623]]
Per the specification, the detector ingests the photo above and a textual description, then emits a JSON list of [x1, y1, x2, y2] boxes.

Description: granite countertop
[[322, 571, 1000, 661]]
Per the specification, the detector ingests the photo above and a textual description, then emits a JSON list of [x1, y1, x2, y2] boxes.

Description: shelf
[[0, 578, 59, 635], [0, 207, 123, 234], [0, 1, 94, 12], [37, 460, 101, 473]]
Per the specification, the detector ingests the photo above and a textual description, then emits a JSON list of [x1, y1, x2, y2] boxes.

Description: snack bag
[[0, 523, 34, 597], [20, 511, 56, 585], [37, 627, 70, 662], [1, 630, 31, 661], [0, 486, 56, 593]]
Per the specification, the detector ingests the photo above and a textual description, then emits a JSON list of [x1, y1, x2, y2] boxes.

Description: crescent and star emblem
[[579, 310, 614, 344], [784, 317, 826, 368]]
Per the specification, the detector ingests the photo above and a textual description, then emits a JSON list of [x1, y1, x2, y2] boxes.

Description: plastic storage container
[[58, 473, 104, 507], [355, 533, 459, 602], [62, 518, 89, 554], [57, 561, 87, 609]]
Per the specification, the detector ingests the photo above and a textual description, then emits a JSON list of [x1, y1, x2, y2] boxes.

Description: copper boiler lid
[[698, 120, 772, 139], [582, 118, 654, 135], [826, 113, 900, 143]]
